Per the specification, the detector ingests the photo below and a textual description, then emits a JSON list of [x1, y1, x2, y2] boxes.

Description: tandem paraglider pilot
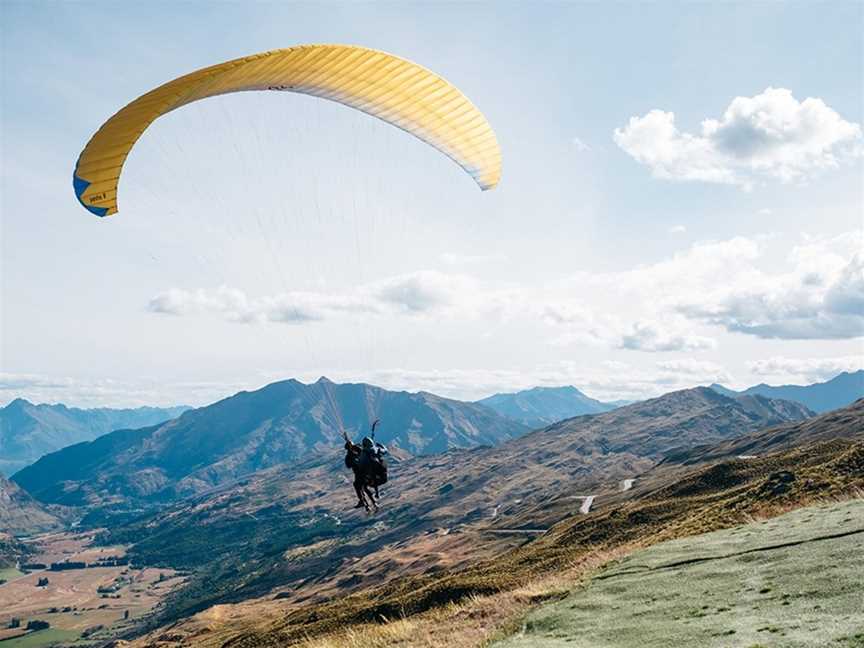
[[343, 420, 388, 512]]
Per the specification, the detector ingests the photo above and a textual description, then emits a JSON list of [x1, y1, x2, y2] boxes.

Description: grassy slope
[[493, 499, 864, 648], [155, 437, 862, 648]]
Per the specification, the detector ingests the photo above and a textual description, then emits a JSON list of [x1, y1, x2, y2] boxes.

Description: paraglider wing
[[73, 44, 502, 217]]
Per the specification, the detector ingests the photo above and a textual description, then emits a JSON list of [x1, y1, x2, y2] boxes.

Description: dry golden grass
[[134, 439, 864, 648], [292, 546, 633, 648], [267, 443, 864, 648]]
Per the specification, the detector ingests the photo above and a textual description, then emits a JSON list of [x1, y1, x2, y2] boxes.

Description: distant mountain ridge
[[0, 399, 190, 476], [709, 370, 864, 413], [662, 398, 864, 467], [477, 385, 620, 427], [13, 377, 529, 507]]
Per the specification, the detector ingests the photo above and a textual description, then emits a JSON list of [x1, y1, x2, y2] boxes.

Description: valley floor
[[493, 499, 864, 648], [0, 532, 183, 647]]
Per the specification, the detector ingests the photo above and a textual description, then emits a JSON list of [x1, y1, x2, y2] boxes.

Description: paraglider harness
[[344, 419, 388, 510]]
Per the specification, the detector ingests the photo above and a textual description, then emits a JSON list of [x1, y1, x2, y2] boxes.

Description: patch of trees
[[37, 577, 49, 586], [39, 557, 130, 572], [50, 561, 86, 571], [6, 618, 51, 632], [20, 562, 47, 570], [26, 620, 50, 631], [91, 556, 129, 567]]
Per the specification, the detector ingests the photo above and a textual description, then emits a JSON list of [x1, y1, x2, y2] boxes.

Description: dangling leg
[[364, 485, 378, 511], [353, 478, 369, 510]]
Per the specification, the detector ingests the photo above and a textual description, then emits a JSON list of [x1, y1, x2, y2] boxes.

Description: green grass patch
[[0, 628, 80, 647], [0, 567, 24, 582]]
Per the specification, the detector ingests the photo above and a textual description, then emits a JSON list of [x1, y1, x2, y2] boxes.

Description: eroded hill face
[[100, 387, 814, 638], [13, 378, 528, 508], [0, 474, 62, 535]]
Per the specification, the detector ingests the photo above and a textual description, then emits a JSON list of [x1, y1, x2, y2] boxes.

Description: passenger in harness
[[343, 420, 388, 511]]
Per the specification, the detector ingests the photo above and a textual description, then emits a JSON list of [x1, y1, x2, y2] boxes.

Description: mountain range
[[102, 386, 815, 635], [0, 398, 189, 476], [215, 399, 862, 648], [662, 397, 864, 467], [710, 370, 863, 413], [12, 377, 528, 507], [476, 385, 620, 426]]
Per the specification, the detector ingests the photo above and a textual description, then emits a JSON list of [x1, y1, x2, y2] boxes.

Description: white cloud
[[148, 286, 345, 323], [540, 231, 863, 345], [149, 271, 492, 325], [668, 225, 687, 234], [746, 355, 863, 383], [676, 232, 864, 339], [372, 271, 473, 313], [620, 320, 716, 352], [148, 232, 863, 350], [541, 300, 717, 353], [0, 372, 249, 408], [655, 359, 733, 384], [614, 87, 862, 189], [572, 136, 591, 152]]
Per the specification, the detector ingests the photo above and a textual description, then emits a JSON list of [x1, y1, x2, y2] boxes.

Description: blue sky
[[2, 1, 862, 406]]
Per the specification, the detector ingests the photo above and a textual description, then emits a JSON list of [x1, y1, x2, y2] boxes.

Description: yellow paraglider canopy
[[73, 44, 501, 217]]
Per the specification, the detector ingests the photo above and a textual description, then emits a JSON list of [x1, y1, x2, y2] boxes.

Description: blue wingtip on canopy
[[73, 173, 109, 217]]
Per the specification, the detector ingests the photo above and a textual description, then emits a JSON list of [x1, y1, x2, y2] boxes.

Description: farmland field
[[0, 531, 183, 647], [0, 628, 80, 647]]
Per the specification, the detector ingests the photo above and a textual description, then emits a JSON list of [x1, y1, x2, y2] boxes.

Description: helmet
[[362, 436, 374, 449]]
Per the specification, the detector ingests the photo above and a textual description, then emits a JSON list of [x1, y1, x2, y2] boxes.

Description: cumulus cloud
[[614, 87, 862, 188], [372, 271, 473, 313], [149, 231, 863, 347], [654, 359, 733, 386], [541, 299, 716, 352], [149, 271, 492, 325], [148, 286, 343, 323], [620, 320, 716, 352], [668, 225, 687, 234], [746, 356, 864, 383], [676, 233, 864, 339], [540, 230, 863, 345]]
